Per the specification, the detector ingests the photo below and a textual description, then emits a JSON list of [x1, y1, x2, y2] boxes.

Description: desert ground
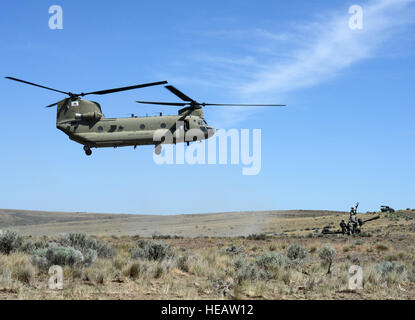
[[0, 208, 414, 300], [0, 208, 347, 237]]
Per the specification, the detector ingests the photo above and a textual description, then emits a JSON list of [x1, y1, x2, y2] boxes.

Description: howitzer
[[322, 215, 380, 235], [358, 215, 380, 226]]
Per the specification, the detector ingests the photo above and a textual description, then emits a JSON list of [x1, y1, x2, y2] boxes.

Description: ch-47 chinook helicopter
[[6, 77, 285, 156]]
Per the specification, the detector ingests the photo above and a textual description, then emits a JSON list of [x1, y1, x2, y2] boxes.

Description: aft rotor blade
[[83, 81, 168, 96], [5, 77, 70, 95], [136, 101, 188, 106], [164, 85, 193, 102], [202, 103, 286, 107]]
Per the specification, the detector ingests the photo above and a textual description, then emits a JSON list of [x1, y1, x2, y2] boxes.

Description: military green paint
[[56, 98, 214, 149]]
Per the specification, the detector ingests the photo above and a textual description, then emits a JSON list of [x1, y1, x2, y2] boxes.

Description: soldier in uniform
[[350, 211, 357, 223], [347, 221, 354, 235], [340, 219, 348, 234], [350, 214, 358, 233], [348, 203, 359, 233]]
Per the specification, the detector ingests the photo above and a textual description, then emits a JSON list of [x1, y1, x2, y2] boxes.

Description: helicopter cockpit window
[[92, 101, 103, 113]]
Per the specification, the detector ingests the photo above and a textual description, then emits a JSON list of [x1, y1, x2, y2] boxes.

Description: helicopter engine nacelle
[[74, 112, 102, 121]]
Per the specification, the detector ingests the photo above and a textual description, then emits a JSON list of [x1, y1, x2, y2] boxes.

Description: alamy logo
[[153, 124, 262, 176], [48, 265, 63, 290], [349, 5, 363, 30], [348, 265, 363, 290], [49, 5, 63, 30]]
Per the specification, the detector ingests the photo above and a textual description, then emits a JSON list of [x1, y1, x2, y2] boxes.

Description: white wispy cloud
[[240, 0, 415, 97], [167, 0, 415, 127]]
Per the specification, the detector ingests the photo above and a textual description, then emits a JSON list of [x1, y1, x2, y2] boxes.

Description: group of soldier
[[340, 202, 360, 235], [322, 202, 380, 235]]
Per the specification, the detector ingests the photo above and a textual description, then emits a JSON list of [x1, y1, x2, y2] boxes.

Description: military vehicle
[[380, 205, 395, 213], [6, 77, 285, 156]]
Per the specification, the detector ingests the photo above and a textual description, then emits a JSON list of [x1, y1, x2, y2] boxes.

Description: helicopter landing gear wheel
[[83, 146, 92, 156], [154, 144, 162, 155]]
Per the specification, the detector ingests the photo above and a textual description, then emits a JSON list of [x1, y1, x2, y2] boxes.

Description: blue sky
[[0, 0, 414, 214]]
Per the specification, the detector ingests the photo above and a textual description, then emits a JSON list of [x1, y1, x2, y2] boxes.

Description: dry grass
[[0, 209, 414, 299], [0, 233, 413, 300]]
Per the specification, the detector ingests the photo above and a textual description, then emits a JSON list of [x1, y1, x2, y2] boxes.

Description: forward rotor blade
[[136, 101, 188, 106], [45, 98, 70, 108], [202, 103, 286, 107], [45, 101, 60, 108], [5, 77, 70, 95], [164, 85, 193, 102], [47, 97, 70, 109], [83, 81, 168, 96]]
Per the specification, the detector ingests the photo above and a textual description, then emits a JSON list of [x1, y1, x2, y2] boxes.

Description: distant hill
[[0, 208, 345, 237]]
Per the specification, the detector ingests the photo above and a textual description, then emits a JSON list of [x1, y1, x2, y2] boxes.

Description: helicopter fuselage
[[58, 114, 215, 148], [56, 99, 215, 150]]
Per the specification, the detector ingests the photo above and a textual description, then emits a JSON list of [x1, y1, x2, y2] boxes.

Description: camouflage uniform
[[349, 211, 358, 233], [347, 221, 354, 235], [340, 220, 348, 234]]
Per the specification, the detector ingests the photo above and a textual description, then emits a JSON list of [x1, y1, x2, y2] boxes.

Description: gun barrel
[[322, 229, 343, 235], [363, 216, 380, 223]]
